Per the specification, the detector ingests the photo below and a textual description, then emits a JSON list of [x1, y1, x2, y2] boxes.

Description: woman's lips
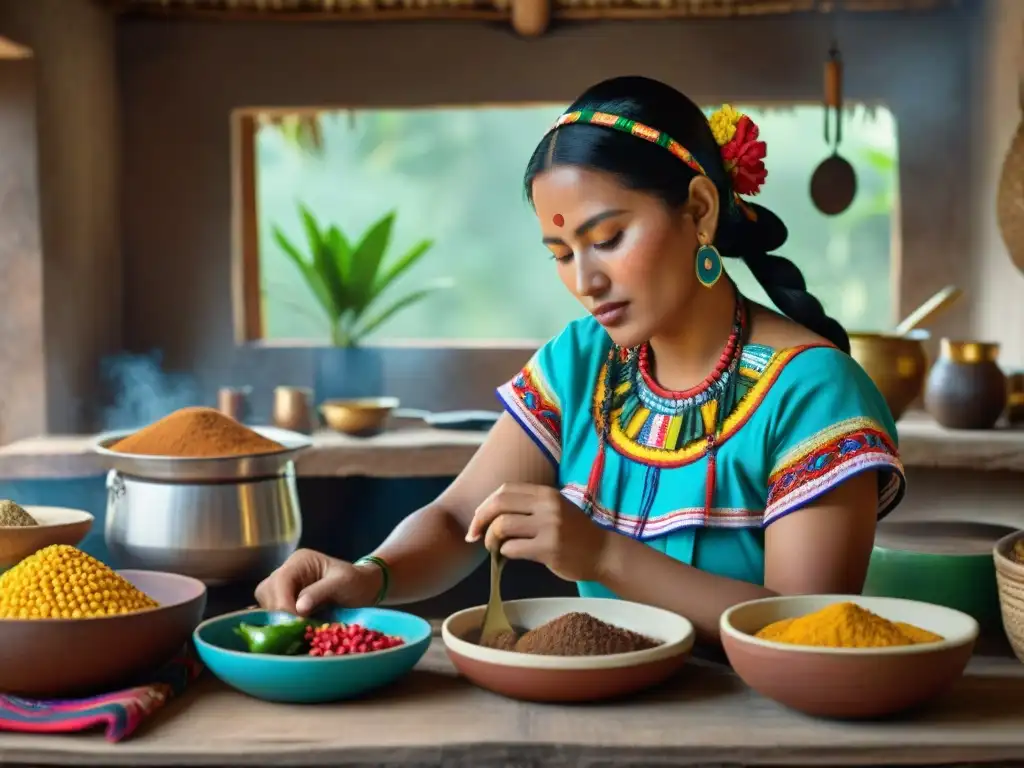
[[592, 302, 629, 327]]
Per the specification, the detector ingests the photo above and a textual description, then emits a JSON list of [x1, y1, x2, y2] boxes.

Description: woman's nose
[[575, 256, 609, 297]]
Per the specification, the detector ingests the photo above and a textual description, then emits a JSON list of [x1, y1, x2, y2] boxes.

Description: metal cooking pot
[[94, 427, 311, 585]]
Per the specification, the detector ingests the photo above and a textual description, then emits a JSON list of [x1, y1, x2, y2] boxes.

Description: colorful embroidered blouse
[[496, 316, 906, 596]]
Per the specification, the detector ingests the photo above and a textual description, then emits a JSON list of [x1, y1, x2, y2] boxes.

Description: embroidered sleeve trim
[[764, 417, 905, 524], [496, 362, 562, 464]]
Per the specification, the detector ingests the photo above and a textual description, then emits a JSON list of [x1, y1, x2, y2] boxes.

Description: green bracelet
[[354, 555, 390, 606]]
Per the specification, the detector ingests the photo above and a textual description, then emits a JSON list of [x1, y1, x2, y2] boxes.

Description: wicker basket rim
[[992, 529, 1024, 579]]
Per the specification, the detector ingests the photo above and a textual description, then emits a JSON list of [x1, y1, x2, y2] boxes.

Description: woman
[[256, 76, 905, 643]]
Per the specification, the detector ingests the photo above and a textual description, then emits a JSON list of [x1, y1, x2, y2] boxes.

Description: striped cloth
[[0, 648, 202, 742]]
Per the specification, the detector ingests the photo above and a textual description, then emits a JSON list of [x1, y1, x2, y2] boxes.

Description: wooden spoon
[[893, 285, 962, 337], [478, 549, 516, 650]]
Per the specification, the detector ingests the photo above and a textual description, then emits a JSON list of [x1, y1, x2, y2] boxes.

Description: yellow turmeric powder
[[754, 602, 943, 648]]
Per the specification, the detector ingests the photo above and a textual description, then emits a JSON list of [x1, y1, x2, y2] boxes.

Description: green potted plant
[[271, 203, 450, 401]]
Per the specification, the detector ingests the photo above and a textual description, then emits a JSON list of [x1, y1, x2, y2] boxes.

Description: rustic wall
[[0, 0, 121, 436], [969, 0, 1024, 371], [116, 9, 976, 418], [0, 55, 45, 445]]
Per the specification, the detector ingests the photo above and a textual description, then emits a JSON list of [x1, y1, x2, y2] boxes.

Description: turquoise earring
[[695, 234, 723, 288]]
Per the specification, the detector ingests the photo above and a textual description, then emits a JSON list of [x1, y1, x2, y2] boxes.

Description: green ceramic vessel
[[863, 521, 1012, 632]]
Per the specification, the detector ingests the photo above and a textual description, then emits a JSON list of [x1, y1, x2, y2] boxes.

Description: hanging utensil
[[893, 285, 962, 337], [810, 41, 858, 216]]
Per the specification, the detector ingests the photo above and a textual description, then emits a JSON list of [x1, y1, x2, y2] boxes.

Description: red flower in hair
[[720, 115, 767, 196]]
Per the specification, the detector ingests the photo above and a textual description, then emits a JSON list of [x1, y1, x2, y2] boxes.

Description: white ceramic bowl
[[442, 596, 694, 702], [0, 506, 94, 569], [721, 594, 979, 718]]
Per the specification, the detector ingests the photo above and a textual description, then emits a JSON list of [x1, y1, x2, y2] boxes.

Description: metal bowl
[[848, 329, 930, 421], [92, 426, 313, 482], [320, 397, 399, 437]]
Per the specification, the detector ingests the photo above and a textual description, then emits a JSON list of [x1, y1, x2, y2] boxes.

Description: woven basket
[[996, 83, 1024, 276], [993, 530, 1024, 662]]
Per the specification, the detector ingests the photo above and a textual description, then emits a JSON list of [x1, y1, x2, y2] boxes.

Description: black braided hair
[[524, 75, 849, 353]]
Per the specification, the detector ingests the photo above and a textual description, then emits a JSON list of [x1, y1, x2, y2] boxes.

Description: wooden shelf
[[0, 412, 1021, 481]]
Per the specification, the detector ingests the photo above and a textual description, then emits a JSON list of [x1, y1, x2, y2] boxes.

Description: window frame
[[231, 101, 902, 353]]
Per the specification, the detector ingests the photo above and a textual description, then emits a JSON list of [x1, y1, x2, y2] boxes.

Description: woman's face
[[531, 165, 706, 349]]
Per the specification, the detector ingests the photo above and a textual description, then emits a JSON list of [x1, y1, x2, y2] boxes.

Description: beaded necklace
[[584, 290, 748, 537]]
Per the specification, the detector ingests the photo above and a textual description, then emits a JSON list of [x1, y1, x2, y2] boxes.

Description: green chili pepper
[[233, 617, 313, 656]]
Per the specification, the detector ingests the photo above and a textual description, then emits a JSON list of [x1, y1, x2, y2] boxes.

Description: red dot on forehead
[[552, 214, 564, 227]]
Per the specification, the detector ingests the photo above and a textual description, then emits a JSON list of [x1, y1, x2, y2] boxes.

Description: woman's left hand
[[465, 482, 613, 582]]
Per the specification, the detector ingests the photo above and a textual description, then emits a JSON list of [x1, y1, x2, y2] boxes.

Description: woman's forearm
[[369, 503, 486, 605], [596, 532, 774, 643]]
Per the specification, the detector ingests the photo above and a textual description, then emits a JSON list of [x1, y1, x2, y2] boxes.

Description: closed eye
[[594, 231, 624, 251]]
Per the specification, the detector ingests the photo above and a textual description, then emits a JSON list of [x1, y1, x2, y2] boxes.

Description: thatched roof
[[101, 0, 958, 18]]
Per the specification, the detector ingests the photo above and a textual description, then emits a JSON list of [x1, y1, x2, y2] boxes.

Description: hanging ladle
[[810, 41, 858, 216], [893, 285, 962, 337]]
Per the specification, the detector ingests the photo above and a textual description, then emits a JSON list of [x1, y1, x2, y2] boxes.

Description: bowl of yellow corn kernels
[[0, 544, 207, 697]]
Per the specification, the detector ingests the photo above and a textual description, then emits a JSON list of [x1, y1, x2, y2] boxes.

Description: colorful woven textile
[[0, 648, 202, 742]]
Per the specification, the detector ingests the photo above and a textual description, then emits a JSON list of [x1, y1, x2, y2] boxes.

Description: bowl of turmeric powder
[[720, 595, 979, 719], [0, 544, 207, 697]]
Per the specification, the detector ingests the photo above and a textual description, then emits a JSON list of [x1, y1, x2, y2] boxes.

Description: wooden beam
[[231, 112, 264, 344], [103, 0, 956, 20]]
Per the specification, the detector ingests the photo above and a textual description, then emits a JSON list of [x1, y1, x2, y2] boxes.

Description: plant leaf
[[371, 238, 434, 297], [350, 278, 453, 343], [348, 212, 396, 315], [299, 205, 347, 315], [860, 147, 895, 175], [272, 225, 340, 322], [325, 225, 352, 282]]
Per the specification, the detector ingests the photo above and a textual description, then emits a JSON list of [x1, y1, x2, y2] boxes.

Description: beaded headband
[[548, 106, 767, 222]]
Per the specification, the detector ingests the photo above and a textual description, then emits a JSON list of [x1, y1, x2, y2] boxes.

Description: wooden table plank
[[0, 412, 1023, 480], [0, 640, 1022, 766]]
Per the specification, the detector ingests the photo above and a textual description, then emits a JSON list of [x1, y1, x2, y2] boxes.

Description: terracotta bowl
[[0, 570, 207, 697], [721, 594, 979, 719], [319, 397, 399, 436], [441, 597, 695, 703], [0, 506, 94, 569]]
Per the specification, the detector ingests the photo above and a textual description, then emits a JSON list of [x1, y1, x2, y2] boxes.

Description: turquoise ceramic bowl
[[193, 607, 432, 703]]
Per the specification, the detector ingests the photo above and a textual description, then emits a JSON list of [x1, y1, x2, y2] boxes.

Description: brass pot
[[924, 339, 1007, 430], [848, 330, 929, 421]]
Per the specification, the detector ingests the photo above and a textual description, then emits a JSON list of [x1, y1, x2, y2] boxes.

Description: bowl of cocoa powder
[[441, 597, 694, 702]]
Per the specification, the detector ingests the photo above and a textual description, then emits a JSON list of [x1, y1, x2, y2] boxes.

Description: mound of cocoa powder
[[511, 612, 660, 656]]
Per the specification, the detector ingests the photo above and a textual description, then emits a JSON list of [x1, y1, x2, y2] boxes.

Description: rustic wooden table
[[2, 636, 1024, 767]]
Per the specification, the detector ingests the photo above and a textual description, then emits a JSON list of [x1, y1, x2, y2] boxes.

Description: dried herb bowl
[[721, 594, 979, 719], [0, 506, 94, 570], [442, 596, 695, 702], [193, 607, 432, 703]]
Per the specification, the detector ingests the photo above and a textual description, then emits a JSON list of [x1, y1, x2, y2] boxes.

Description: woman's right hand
[[254, 549, 382, 616]]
